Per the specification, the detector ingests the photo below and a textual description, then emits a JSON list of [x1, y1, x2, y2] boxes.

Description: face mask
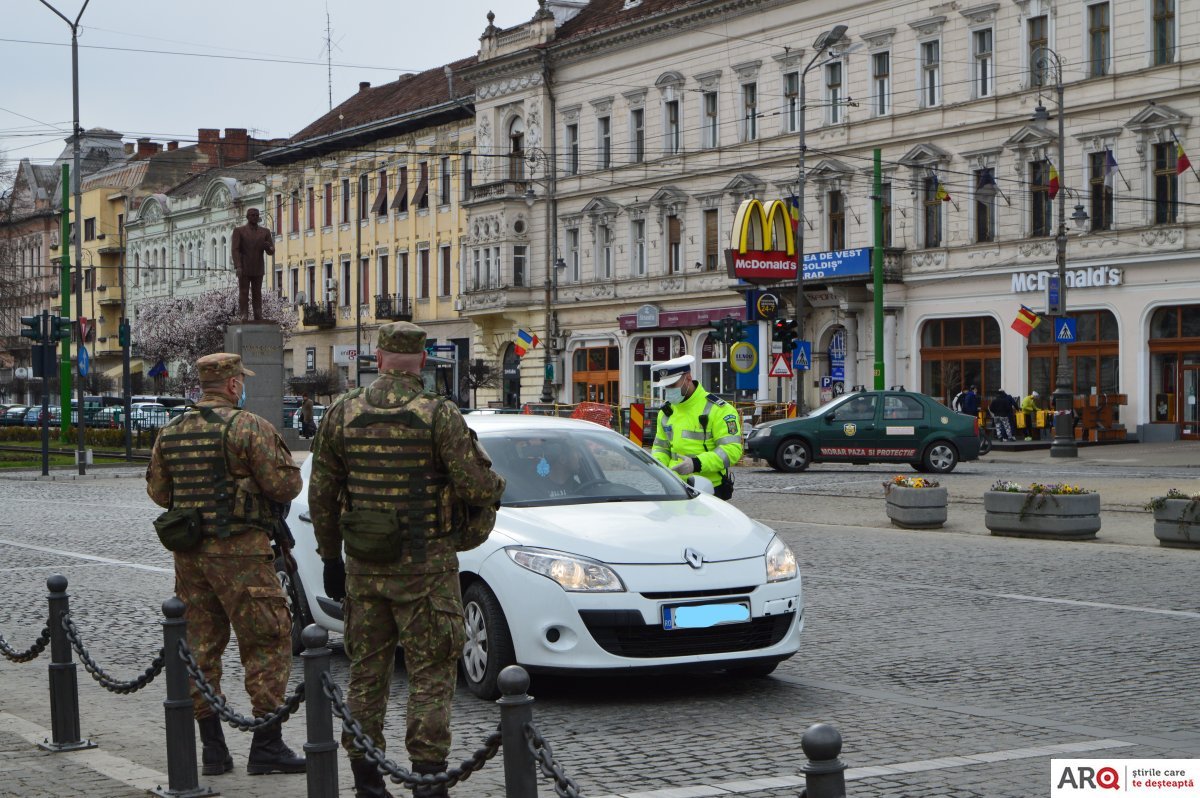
[[237, 381, 246, 408], [664, 387, 684, 405]]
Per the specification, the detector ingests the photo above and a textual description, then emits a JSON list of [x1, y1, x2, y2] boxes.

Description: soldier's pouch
[[459, 503, 498, 551], [232, 478, 269, 527], [153, 508, 203, 552], [427, 594, 466, 661], [240, 584, 290, 638], [340, 509, 403, 563]]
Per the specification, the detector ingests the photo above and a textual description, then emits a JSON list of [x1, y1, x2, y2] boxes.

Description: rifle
[[268, 499, 298, 575]]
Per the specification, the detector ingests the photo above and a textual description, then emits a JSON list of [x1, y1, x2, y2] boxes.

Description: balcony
[[302, 301, 337, 329], [374, 294, 413, 321]]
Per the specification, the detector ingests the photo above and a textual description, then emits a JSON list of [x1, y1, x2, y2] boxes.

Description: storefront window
[[633, 335, 685, 402], [700, 334, 736, 398], [572, 344, 619, 405], [1027, 309, 1120, 402], [920, 316, 1001, 405], [1149, 305, 1200, 434]]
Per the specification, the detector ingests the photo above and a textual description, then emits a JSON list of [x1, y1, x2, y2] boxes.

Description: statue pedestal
[[224, 323, 286, 434]]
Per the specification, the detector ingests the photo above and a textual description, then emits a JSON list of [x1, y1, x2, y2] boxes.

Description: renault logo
[[683, 548, 704, 569]]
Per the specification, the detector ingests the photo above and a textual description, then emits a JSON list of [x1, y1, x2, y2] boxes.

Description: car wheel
[[727, 659, 780, 678], [922, 441, 959, 474], [978, 434, 992, 456], [773, 438, 812, 473], [461, 582, 515, 700], [275, 557, 312, 656]]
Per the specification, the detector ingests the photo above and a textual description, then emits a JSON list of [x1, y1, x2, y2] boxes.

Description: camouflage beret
[[377, 321, 427, 354], [196, 352, 255, 381]]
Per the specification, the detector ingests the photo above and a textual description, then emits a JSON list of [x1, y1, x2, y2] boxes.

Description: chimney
[[359, 81, 371, 91], [136, 138, 161, 157], [223, 128, 250, 164], [123, 142, 134, 155], [197, 128, 220, 163], [166, 141, 179, 151]]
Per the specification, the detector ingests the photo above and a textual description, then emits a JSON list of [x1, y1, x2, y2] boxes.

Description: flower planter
[[984, 491, 1101, 539], [885, 485, 948, 529], [1152, 499, 1200, 548]]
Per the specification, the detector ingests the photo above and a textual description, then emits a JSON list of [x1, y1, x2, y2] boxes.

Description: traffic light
[[118, 319, 130, 348], [49, 315, 70, 342], [20, 315, 43, 342], [773, 318, 797, 351]]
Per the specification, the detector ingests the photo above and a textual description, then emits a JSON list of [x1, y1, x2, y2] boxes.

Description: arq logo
[[1057, 765, 1120, 790]]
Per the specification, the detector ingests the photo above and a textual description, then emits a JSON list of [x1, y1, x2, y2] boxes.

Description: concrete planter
[[885, 485, 948, 529], [1152, 499, 1200, 548], [984, 491, 1101, 539]]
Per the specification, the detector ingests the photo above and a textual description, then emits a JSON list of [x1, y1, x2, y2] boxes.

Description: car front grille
[[578, 609, 794, 658], [639, 585, 757, 600]]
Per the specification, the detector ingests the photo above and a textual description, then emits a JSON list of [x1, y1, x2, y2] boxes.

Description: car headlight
[[506, 547, 626, 592], [751, 425, 772, 438], [765, 536, 798, 582]]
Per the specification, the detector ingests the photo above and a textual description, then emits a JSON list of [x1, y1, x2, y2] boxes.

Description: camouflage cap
[[196, 352, 255, 381], [377, 321, 427, 354]]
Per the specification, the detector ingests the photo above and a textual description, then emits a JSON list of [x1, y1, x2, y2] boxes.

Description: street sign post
[[769, 353, 794, 378], [1047, 276, 1062, 316], [792, 341, 812, 371], [1054, 317, 1077, 343]]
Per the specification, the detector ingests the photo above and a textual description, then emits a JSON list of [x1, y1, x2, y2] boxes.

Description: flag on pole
[[786, 195, 801, 232], [933, 173, 951, 202], [1104, 149, 1118, 186], [1010, 305, 1042, 338], [1047, 162, 1060, 200], [1177, 142, 1192, 176], [513, 329, 540, 357], [148, 359, 168, 377]]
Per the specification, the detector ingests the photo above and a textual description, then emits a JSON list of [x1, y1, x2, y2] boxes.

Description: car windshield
[[477, 427, 692, 508], [802, 393, 857, 419]]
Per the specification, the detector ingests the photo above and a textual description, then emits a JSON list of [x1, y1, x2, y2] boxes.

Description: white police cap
[[651, 354, 696, 388]]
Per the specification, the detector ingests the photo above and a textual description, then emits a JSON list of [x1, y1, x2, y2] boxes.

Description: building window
[[923, 177, 943, 248], [513, 245, 526, 287], [565, 124, 579, 175], [631, 107, 645, 163], [1028, 15, 1048, 86], [274, 194, 283, 233], [418, 247, 430, 299], [307, 186, 316, 229], [571, 346, 620, 406], [632, 219, 647, 275], [825, 61, 843, 124], [1154, 142, 1179, 224], [84, 217, 95, 241], [373, 169, 388, 217], [702, 91, 718, 148], [1088, 3, 1110, 77], [1089, 151, 1115, 231], [598, 116, 611, 169], [290, 192, 300, 233], [741, 83, 758, 141], [358, 174, 368, 221], [415, 162, 429, 210], [633, 335, 685, 400], [439, 157, 451, 206], [566, 228, 580, 282], [919, 317, 1002, 407], [397, 252, 409, 300], [508, 118, 525, 180], [784, 71, 799, 131], [1030, 160, 1053, 237], [392, 166, 408, 214], [339, 179, 350, 224], [323, 182, 332, 227], [700, 335, 737, 397], [703, 208, 719, 271], [881, 183, 893, 248], [973, 29, 993, 97], [306, 262, 316, 302], [1153, 0, 1175, 65], [665, 100, 680, 154], [828, 191, 846, 249], [666, 215, 681, 273], [461, 152, 472, 200], [359, 257, 370, 304], [871, 53, 890, 116], [921, 41, 941, 107], [340, 258, 351, 306], [1027, 309, 1120, 401], [974, 168, 996, 243], [377, 253, 389, 297], [439, 245, 451, 296], [597, 226, 612, 279]]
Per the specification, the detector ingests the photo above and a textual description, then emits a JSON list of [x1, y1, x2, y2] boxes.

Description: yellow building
[[261, 59, 477, 401]]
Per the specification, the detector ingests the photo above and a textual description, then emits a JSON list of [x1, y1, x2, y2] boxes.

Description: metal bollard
[[302, 624, 338, 798], [152, 597, 217, 798], [497, 665, 538, 798], [39, 574, 96, 752], [800, 722, 847, 798]]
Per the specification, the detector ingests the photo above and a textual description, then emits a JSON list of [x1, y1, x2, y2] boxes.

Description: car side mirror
[[824, 412, 836, 423], [686, 474, 715, 495]]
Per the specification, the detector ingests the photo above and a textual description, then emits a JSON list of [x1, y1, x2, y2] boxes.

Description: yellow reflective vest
[[651, 385, 743, 487]]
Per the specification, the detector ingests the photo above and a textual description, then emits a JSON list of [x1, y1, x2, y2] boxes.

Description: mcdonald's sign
[[724, 198, 797, 282]]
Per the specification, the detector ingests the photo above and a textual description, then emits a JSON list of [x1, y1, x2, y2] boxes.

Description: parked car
[[745, 389, 981, 474], [92, 407, 124, 428], [3, 406, 29, 426], [129, 403, 170, 429], [23, 406, 61, 427], [286, 415, 803, 698]]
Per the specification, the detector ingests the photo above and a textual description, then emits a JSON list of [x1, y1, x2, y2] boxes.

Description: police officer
[[308, 321, 505, 798], [145, 352, 306, 777], [650, 354, 743, 500]]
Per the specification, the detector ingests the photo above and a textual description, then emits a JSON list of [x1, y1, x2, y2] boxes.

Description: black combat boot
[[246, 725, 306, 775], [411, 760, 449, 797], [350, 757, 394, 798], [196, 715, 233, 775]]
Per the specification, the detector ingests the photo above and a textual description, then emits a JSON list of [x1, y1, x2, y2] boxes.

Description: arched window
[[161, 247, 167, 282], [179, 244, 185, 278], [219, 236, 227, 268], [508, 118, 525, 180], [134, 252, 140, 286], [919, 316, 1002, 406]]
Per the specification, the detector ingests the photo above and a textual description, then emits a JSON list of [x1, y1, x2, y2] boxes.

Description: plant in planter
[[1144, 489, 1200, 548], [984, 480, 1100, 539], [883, 475, 947, 529]]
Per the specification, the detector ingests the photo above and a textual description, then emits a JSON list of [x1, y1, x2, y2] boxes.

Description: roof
[[166, 161, 268, 199], [553, 0, 706, 43]]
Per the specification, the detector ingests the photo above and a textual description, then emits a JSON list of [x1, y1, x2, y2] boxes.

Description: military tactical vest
[[157, 407, 246, 539], [339, 387, 455, 565]]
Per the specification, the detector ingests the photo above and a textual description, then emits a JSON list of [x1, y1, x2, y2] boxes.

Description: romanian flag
[[514, 328, 540, 357], [786, 195, 801, 232], [1011, 305, 1041, 338], [1047, 162, 1060, 200], [933, 174, 951, 202], [1177, 142, 1192, 176]]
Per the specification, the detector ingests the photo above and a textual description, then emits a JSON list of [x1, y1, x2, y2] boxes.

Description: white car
[[284, 415, 803, 699]]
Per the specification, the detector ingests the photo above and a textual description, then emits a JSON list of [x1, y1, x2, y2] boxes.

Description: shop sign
[[729, 341, 758, 374], [803, 248, 872, 281], [756, 292, 779, 319], [334, 344, 374, 365], [828, 330, 845, 381], [1011, 266, 1123, 293], [726, 198, 797, 282], [635, 304, 660, 328], [804, 290, 842, 308]]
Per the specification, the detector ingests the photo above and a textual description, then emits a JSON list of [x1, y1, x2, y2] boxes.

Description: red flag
[[1047, 163, 1060, 200], [1177, 143, 1192, 176], [1011, 305, 1041, 338]]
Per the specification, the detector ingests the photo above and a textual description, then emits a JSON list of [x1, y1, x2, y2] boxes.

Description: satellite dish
[[14, 367, 30, 379]]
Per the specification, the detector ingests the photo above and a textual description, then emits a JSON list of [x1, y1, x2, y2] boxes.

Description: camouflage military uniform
[[309, 322, 505, 774]]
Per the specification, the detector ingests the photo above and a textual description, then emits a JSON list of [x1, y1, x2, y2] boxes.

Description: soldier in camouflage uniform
[[146, 352, 306, 777], [309, 322, 505, 798]]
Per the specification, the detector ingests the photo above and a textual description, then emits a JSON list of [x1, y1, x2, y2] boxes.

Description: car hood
[[492, 497, 773, 565]]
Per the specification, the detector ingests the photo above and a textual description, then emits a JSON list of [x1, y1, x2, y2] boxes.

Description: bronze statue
[[231, 208, 275, 322]]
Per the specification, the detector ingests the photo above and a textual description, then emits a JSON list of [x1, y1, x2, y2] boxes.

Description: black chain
[[177, 639, 304, 731], [0, 626, 51, 663], [320, 672, 502, 791], [525, 722, 586, 798], [60, 613, 164, 694]]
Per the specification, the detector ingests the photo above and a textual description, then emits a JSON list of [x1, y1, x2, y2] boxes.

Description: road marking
[[0, 538, 171, 574], [593, 739, 1134, 798]]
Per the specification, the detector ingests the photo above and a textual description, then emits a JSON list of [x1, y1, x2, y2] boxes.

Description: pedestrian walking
[[989, 389, 1016, 441], [1021, 391, 1040, 440], [145, 352, 306, 777], [649, 354, 743, 500], [299, 394, 315, 439], [308, 321, 505, 798], [959, 385, 980, 416]]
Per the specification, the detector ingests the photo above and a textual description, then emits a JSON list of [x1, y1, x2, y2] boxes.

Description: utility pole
[[872, 148, 885, 390], [58, 165, 71, 441]]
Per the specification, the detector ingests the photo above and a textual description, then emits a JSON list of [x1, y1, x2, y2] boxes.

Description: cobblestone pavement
[[0, 455, 1197, 797]]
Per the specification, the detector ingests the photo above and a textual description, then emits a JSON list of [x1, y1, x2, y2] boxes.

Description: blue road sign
[[1055, 318, 1078, 343], [793, 341, 812, 371], [820, 376, 832, 389], [78, 345, 90, 377], [1047, 276, 1061, 316]]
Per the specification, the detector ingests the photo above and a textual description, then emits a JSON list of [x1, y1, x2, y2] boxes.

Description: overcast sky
[[4, 0, 534, 170]]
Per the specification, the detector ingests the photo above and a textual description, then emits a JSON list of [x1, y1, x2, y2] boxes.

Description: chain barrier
[[525, 722, 586, 798], [60, 613, 164, 694], [0, 625, 51, 663], [320, 671, 502, 791], [177, 638, 304, 731]]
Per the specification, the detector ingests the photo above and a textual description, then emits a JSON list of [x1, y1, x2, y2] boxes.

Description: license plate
[[661, 600, 751, 630]]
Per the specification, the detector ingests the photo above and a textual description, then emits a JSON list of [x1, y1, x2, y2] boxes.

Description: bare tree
[[461, 358, 499, 409], [288, 368, 343, 403]]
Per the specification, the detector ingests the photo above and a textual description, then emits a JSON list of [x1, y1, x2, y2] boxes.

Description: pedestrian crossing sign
[[792, 341, 812, 371], [1055, 318, 1077, 343]]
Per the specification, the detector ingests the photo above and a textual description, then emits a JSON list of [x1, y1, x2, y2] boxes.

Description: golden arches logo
[[730, 199, 796, 256]]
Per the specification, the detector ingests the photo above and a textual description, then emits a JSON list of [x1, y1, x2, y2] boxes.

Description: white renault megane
[[284, 414, 803, 699]]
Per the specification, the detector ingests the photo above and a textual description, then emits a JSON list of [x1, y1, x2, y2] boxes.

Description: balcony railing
[[302, 301, 337, 329], [374, 294, 412, 321]]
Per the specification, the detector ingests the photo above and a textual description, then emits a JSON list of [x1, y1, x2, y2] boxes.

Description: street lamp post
[[522, 147, 563, 405], [794, 24, 848, 417]]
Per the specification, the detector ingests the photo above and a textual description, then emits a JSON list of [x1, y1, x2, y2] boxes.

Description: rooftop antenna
[[318, 4, 344, 110]]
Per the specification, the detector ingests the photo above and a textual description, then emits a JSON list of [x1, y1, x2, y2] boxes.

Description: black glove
[[322, 557, 346, 601]]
